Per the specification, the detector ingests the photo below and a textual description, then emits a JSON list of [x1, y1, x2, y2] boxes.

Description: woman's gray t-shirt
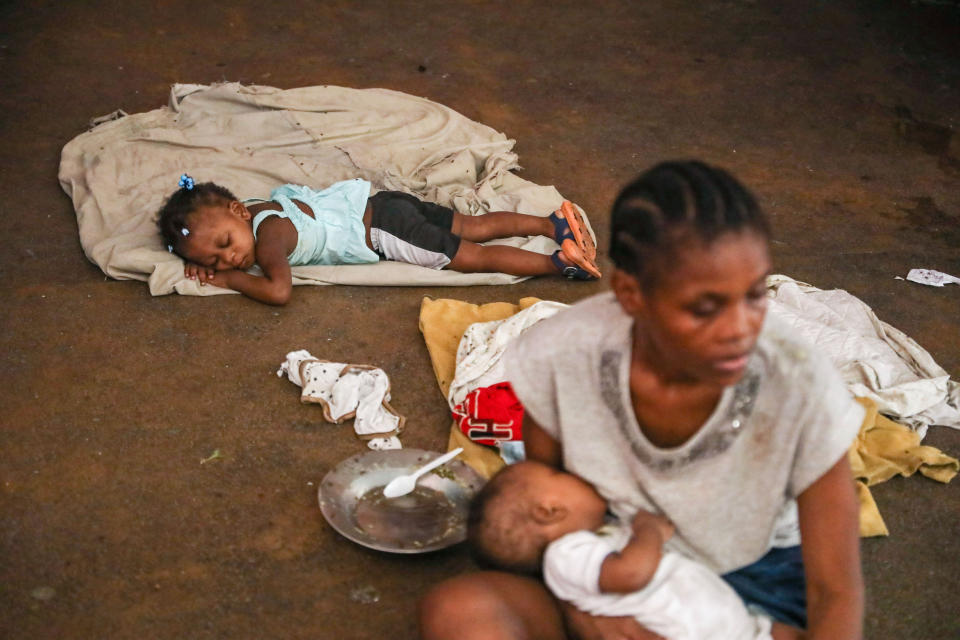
[[503, 291, 864, 573]]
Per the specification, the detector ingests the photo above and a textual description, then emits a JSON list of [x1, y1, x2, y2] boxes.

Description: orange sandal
[[559, 201, 597, 261], [559, 238, 601, 279]]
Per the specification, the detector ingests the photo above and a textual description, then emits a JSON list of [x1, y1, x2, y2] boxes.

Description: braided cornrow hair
[[609, 161, 770, 287], [157, 180, 238, 256]]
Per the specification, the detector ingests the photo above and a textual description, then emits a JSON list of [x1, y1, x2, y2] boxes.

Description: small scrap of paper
[[905, 269, 960, 287]]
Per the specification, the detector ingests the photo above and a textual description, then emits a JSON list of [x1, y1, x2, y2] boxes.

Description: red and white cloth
[[452, 382, 524, 445]]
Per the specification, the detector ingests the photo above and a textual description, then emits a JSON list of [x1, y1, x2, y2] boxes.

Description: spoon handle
[[413, 447, 464, 479]]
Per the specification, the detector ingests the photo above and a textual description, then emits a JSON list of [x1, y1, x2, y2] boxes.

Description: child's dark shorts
[[368, 191, 462, 269]]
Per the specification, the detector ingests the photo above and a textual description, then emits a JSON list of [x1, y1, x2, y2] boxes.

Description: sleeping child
[[157, 174, 600, 305]]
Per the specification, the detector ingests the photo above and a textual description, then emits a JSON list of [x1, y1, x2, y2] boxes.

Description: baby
[[468, 460, 804, 640], [157, 175, 600, 305]]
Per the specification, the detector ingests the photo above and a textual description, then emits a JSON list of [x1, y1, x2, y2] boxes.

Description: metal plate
[[318, 448, 485, 553]]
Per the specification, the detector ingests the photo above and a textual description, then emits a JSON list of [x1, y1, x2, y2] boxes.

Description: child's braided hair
[[157, 177, 237, 255], [609, 161, 770, 288]]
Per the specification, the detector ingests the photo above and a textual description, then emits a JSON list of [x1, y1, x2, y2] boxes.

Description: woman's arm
[[522, 413, 562, 467], [797, 455, 863, 639]]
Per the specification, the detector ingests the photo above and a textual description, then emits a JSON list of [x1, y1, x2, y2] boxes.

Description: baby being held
[[157, 175, 600, 305], [468, 461, 803, 640]]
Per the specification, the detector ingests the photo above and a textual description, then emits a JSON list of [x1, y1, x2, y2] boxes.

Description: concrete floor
[[2, 1, 958, 638]]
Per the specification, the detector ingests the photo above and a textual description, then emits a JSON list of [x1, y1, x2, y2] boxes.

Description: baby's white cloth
[[447, 300, 567, 409], [544, 525, 773, 640], [277, 350, 402, 450]]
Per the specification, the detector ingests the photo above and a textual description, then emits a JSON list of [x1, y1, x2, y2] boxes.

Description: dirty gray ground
[[1, 1, 958, 638]]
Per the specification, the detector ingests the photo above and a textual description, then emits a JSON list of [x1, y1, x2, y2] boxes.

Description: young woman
[[419, 161, 864, 640]]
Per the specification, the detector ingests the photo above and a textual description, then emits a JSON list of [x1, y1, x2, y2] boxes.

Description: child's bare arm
[[211, 261, 291, 305], [597, 512, 674, 594]]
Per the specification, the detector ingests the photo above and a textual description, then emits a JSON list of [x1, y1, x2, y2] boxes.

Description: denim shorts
[[721, 545, 807, 629]]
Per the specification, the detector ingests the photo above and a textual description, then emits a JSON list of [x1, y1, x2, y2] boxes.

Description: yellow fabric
[[418, 296, 542, 478], [854, 482, 889, 537], [849, 397, 958, 537], [417, 297, 960, 534]]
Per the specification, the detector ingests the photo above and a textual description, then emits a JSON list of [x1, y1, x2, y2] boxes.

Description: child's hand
[[185, 262, 218, 285], [631, 510, 675, 543], [204, 270, 234, 289]]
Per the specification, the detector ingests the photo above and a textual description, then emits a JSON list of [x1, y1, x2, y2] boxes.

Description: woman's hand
[[522, 414, 562, 467], [562, 602, 665, 640]]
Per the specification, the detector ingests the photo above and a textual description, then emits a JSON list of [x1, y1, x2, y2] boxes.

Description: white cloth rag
[[906, 268, 960, 287], [767, 275, 960, 437], [447, 300, 568, 409], [277, 349, 402, 450]]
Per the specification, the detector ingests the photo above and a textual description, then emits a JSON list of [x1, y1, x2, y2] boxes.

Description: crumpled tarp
[[767, 275, 960, 437], [59, 83, 593, 295]]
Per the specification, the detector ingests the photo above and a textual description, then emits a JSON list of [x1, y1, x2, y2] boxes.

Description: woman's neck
[[628, 323, 726, 448], [630, 324, 701, 387]]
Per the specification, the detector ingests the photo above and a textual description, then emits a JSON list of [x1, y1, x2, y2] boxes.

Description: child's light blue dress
[[250, 179, 379, 266]]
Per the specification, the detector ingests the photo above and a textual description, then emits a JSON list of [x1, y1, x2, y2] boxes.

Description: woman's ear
[[230, 200, 251, 220], [531, 501, 568, 525], [611, 268, 645, 316]]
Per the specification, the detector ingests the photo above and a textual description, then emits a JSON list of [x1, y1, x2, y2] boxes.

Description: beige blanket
[[59, 83, 592, 295]]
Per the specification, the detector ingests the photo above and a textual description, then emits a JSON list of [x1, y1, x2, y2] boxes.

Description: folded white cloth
[[278, 350, 403, 450]]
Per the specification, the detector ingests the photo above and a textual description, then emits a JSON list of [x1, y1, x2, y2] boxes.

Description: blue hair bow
[[179, 174, 195, 190]]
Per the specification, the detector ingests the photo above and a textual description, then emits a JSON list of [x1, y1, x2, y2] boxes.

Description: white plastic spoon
[[381, 447, 464, 499]]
